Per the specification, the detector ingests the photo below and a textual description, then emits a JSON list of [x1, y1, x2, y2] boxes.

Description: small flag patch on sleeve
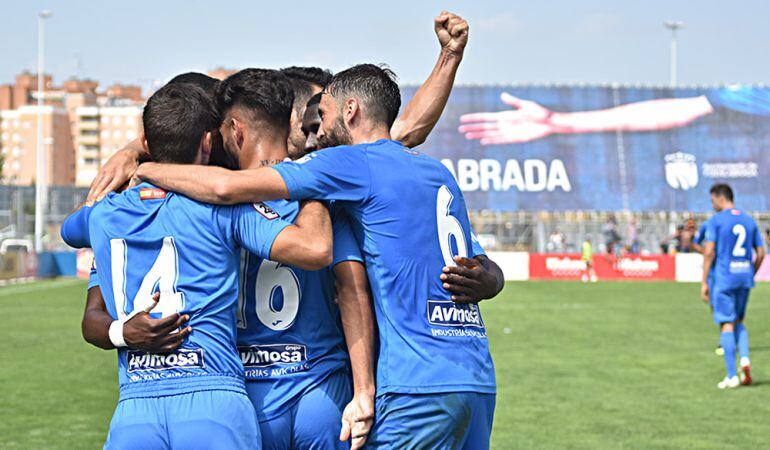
[[139, 188, 168, 200]]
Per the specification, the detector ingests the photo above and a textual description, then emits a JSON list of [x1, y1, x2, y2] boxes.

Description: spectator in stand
[[547, 229, 566, 252], [627, 218, 639, 254], [603, 214, 621, 255], [677, 219, 697, 253]]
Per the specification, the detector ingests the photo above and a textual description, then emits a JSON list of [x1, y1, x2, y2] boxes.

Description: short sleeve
[[470, 227, 486, 257], [228, 203, 293, 260], [704, 219, 717, 244], [331, 207, 363, 266], [273, 146, 371, 202], [87, 265, 100, 290], [60, 205, 94, 249]]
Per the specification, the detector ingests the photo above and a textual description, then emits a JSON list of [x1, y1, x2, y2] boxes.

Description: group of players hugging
[[61, 11, 505, 450]]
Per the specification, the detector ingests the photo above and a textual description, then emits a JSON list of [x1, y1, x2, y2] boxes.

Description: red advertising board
[[529, 253, 676, 281]]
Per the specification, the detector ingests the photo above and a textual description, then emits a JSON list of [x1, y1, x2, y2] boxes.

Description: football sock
[[734, 323, 750, 362], [720, 331, 737, 378]]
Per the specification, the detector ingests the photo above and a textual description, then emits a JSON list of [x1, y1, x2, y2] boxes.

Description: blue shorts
[[249, 369, 351, 450], [104, 390, 259, 450], [366, 391, 496, 450], [712, 286, 750, 325]]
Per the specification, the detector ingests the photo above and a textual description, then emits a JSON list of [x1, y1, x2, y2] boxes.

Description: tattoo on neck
[[259, 159, 284, 167]]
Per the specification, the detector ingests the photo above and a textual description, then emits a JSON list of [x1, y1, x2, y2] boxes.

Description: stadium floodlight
[[663, 21, 685, 88], [34, 10, 53, 253]]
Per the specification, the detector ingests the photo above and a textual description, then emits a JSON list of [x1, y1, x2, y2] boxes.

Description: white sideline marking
[[0, 278, 84, 297]]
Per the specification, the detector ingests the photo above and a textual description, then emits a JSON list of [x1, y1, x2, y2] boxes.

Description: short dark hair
[[710, 183, 734, 202], [167, 72, 219, 95], [282, 75, 315, 117], [280, 66, 333, 88], [216, 69, 294, 132], [143, 83, 220, 164], [326, 64, 401, 127]]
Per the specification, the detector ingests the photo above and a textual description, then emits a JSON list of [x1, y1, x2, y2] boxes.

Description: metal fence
[[1, 184, 767, 254], [0, 185, 88, 250]]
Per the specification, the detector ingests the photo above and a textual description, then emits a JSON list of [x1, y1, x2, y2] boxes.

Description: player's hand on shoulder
[[88, 146, 142, 202], [340, 391, 375, 450], [434, 10, 469, 56], [441, 256, 497, 303], [123, 294, 192, 353]]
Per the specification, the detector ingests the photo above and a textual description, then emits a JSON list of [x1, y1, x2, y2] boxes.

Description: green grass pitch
[[1, 279, 769, 449]]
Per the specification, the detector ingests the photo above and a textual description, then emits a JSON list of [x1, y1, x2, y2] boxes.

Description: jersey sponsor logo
[[126, 349, 204, 372], [427, 300, 484, 328], [239, 344, 307, 368], [253, 202, 280, 220], [729, 260, 752, 273], [139, 188, 168, 200]]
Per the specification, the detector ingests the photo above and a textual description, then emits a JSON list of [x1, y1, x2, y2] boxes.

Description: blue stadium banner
[[400, 85, 770, 212]]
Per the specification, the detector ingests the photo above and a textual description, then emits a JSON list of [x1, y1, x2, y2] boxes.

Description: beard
[[318, 117, 353, 149]]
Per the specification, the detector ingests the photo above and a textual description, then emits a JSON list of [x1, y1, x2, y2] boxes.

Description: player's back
[[342, 140, 495, 396], [77, 185, 253, 399], [236, 199, 348, 421], [710, 209, 760, 289]]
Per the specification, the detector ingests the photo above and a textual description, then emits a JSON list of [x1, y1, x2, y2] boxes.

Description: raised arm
[[391, 11, 468, 148], [136, 163, 289, 205], [336, 261, 376, 449]]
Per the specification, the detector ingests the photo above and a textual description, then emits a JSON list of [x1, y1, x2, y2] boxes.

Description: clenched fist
[[435, 11, 469, 56]]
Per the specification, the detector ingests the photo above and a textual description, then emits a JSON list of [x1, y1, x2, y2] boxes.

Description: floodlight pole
[[664, 21, 684, 88], [35, 10, 52, 253]]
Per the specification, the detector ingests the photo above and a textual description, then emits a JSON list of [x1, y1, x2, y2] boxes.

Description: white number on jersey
[[110, 236, 184, 320], [436, 185, 468, 267], [732, 224, 747, 257], [237, 256, 301, 331]]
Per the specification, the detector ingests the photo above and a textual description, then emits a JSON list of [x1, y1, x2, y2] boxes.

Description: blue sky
[[2, 0, 769, 91]]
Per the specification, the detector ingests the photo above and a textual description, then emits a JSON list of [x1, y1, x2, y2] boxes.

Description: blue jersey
[[705, 209, 763, 289], [237, 200, 362, 421], [60, 184, 291, 400], [274, 139, 495, 396]]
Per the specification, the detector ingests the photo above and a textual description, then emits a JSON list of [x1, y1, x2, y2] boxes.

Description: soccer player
[[61, 82, 334, 448], [581, 238, 597, 283], [80, 72, 231, 355], [693, 217, 723, 356], [135, 63, 498, 449], [216, 68, 376, 450], [701, 184, 765, 389]]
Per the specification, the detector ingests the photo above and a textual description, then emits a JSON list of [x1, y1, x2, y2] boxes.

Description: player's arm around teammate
[[441, 255, 504, 304], [83, 287, 191, 352]]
